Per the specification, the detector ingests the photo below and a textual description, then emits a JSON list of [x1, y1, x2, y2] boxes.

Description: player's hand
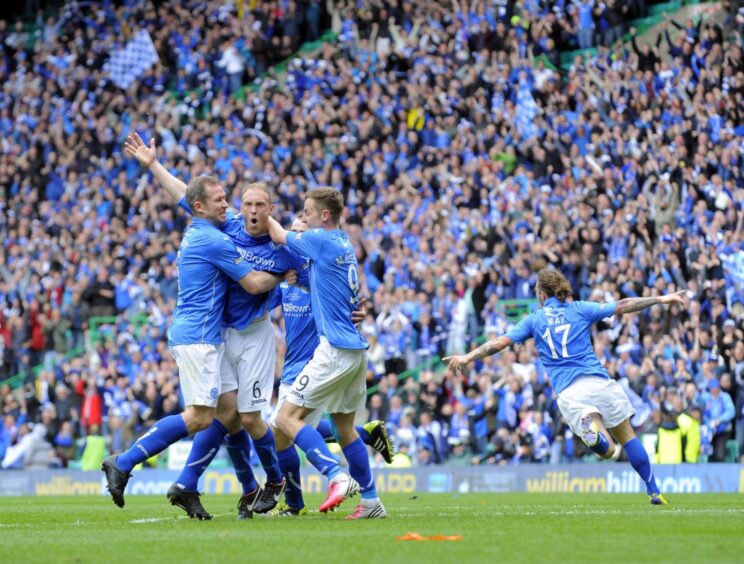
[[658, 290, 685, 307], [123, 132, 157, 168], [283, 270, 298, 286], [442, 355, 468, 373], [351, 297, 367, 329]]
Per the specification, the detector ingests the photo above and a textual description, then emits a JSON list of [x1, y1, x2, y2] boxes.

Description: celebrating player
[[101, 173, 289, 510], [444, 269, 685, 505], [109, 134, 292, 518], [267, 188, 386, 519], [267, 215, 393, 516]]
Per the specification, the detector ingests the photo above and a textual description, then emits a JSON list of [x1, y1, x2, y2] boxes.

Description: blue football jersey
[[269, 280, 319, 385], [168, 218, 253, 346], [505, 297, 617, 393], [222, 220, 296, 330], [178, 197, 294, 330], [286, 228, 367, 350]]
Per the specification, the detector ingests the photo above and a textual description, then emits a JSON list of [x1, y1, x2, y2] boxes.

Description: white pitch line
[[130, 513, 231, 524]]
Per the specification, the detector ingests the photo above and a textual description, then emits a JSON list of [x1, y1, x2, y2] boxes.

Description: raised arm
[[614, 290, 685, 316], [443, 335, 514, 372], [123, 132, 187, 203]]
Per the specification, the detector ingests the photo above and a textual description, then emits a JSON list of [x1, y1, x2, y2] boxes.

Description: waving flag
[[103, 29, 160, 89]]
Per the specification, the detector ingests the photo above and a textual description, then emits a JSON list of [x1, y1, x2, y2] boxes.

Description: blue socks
[[589, 431, 610, 456], [176, 419, 228, 491], [116, 414, 188, 473], [254, 427, 283, 484], [316, 419, 370, 444], [625, 437, 660, 495], [277, 446, 304, 509], [294, 425, 341, 479], [342, 438, 377, 500], [226, 429, 258, 495], [316, 420, 335, 441], [356, 424, 371, 443]]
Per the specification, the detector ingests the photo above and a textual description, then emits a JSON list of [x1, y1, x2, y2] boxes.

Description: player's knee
[[240, 412, 264, 434], [275, 411, 294, 438], [272, 424, 291, 450], [184, 408, 215, 433]]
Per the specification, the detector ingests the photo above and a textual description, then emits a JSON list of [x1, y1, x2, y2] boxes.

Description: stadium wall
[[2, 464, 743, 496]]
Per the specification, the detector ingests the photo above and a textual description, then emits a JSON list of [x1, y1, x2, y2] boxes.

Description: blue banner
[[1, 464, 742, 496]]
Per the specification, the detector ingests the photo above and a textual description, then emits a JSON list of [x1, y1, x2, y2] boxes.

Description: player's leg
[[598, 378, 667, 505], [315, 418, 394, 464], [269, 384, 306, 515], [276, 400, 344, 479], [579, 411, 616, 458], [175, 392, 239, 492], [168, 391, 241, 520], [235, 318, 284, 512], [332, 349, 386, 519], [102, 344, 220, 508], [331, 411, 385, 519], [609, 419, 667, 505], [271, 423, 306, 516], [557, 377, 616, 459], [241, 410, 285, 513]]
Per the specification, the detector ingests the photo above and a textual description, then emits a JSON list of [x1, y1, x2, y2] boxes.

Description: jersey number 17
[[542, 323, 572, 359]]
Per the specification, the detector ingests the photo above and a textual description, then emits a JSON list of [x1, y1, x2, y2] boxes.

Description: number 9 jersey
[[285, 228, 368, 350], [505, 297, 617, 394]]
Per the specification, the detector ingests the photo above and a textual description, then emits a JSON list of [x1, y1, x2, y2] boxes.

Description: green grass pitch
[[1, 493, 742, 563]]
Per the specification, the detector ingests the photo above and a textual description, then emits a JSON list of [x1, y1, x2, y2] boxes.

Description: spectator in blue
[[704, 377, 735, 462]]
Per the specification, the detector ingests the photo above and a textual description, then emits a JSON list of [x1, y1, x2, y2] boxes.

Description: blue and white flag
[[103, 29, 159, 89]]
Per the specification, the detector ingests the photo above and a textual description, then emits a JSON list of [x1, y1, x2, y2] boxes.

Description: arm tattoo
[[615, 296, 659, 315], [468, 338, 506, 362]]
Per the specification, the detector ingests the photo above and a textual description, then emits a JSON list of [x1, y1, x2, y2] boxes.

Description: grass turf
[[1, 493, 742, 563]]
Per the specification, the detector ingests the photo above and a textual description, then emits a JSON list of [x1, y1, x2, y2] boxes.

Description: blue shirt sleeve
[[178, 196, 191, 215], [505, 314, 534, 344], [286, 229, 324, 260], [575, 301, 616, 323], [206, 233, 254, 281]]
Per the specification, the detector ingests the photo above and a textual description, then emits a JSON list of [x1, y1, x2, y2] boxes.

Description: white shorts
[[171, 344, 224, 408], [220, 317, 276, 413], [287, 337, 367, 416], [557, 377, 634, 435], [270, 383, 324, 429]]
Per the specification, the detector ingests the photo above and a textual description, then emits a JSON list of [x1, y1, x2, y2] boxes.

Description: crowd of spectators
[[0, 0, 743, 471]]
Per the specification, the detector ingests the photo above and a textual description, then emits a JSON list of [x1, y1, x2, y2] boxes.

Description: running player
[[444, 269, 684, 505]]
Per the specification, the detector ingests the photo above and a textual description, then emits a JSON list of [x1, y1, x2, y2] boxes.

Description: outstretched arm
[[614, 290, 685, 316], [124, 132, 187, 203], [443, 335, 514, 372]]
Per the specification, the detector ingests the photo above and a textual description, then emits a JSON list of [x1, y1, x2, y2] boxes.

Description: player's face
[[302, 198, 324, 229], [241, 188, 273, 237], [197, 183, 229, 226]]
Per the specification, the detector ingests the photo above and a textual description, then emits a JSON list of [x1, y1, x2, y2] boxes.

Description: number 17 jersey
[[505, 297, 616, 394], [286, 228, 367, 350]]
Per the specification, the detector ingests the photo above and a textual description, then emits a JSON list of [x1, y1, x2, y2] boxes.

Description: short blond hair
[[241, 181, 274, 203]]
